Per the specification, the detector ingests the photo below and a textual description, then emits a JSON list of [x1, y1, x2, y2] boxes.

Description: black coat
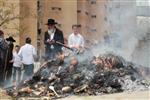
[[44, 28, 64, 53], [0, 39, 8, 83], [0, 39, 8, 66], [6, 42, 14, 70]]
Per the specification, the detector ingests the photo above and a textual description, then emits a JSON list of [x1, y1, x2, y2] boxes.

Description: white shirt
[[13, 52, 22, 67], [68, 33, 84, 48], [48, 29, 56, 40], [48, 29, 56, 49], [18, 44, 36, 65]]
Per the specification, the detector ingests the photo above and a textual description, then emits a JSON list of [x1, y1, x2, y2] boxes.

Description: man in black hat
[[0, 30, 8, 87], [4, 36, 16, 84], [44, 19, 64, 60]]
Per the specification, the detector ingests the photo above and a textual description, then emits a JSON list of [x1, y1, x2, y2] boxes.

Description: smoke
[[91, 0, 149, 65]]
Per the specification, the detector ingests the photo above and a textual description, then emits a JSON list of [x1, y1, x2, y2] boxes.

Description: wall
[[77, 0, 107, 43], [19, 0, 37, 47]]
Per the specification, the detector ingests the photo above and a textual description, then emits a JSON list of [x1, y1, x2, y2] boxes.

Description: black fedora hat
[[6, 36, 16, 42], [46, 19, 57, 25]]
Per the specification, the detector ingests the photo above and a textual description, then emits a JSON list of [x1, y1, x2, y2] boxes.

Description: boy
[[18, 37, 36, 81], [68, 24, 84, 54], [12, 45, 22, 85]]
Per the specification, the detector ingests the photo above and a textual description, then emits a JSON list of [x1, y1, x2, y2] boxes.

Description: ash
[[5, 53, 150, 99]]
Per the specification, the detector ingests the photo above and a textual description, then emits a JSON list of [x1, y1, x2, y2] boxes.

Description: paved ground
[[58, 90, 150, 100], [0, 90, 149, 100]]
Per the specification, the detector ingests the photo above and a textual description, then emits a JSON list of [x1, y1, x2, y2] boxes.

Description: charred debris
[[5, 52, 150, 99]]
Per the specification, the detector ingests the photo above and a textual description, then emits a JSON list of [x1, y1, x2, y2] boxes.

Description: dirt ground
[[58, 90, 150, 100], [0, 90, 149, 100], [0, 89, 12, 100]]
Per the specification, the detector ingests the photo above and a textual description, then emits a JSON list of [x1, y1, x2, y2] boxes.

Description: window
[[136, 0, 150, 6], [136, 0, 150, 17]]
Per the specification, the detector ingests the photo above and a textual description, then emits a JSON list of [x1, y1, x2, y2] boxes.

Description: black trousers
[[0, 66, 4, 87], [5, 66, 13, 82], [0, 57, 5, 86]]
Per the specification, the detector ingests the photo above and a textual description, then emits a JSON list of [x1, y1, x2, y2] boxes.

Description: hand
[[9, 60, 13, 63], [48, 39, 55, 44], [72, 45, 80, 50], [47, 39, 53, 44], [51, 39, 55, 43], [47, 39, 51, 44]]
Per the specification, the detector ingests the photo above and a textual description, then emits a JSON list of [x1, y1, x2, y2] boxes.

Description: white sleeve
[[18, 47, 22, 58], [68, 35, 73, 48], [12, 53, 15, 61]]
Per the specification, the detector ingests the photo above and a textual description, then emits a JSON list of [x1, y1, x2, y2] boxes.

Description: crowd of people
[[0, 18, 85, 87], [0, 31, 36, 87]]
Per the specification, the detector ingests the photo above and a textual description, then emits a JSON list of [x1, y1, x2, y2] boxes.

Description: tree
[[0, 0, 20, 27], [0, 0, 36, 36]]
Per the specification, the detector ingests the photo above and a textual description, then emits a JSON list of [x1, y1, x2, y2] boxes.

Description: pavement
[[58, 90, 150, 100]]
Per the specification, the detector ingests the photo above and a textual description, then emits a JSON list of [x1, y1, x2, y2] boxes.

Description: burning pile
[[5, 53, 150, 99]]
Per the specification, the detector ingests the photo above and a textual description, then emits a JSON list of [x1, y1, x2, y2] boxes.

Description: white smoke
[[91, 0, 149, 65]]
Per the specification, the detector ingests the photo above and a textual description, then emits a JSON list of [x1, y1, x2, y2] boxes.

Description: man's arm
[[32, 46, 38, 61], [44, 32, 50, 45], [61, 32, 64, 44], [18, 47, 22, 59], [57, 31, 64, 44], [68, 35, 73, 48], [9, 52, 15, 63], [0, 38, 8, 50]]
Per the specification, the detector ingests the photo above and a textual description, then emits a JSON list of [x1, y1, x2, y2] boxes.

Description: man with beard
[[44, 19, 64, 60]]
